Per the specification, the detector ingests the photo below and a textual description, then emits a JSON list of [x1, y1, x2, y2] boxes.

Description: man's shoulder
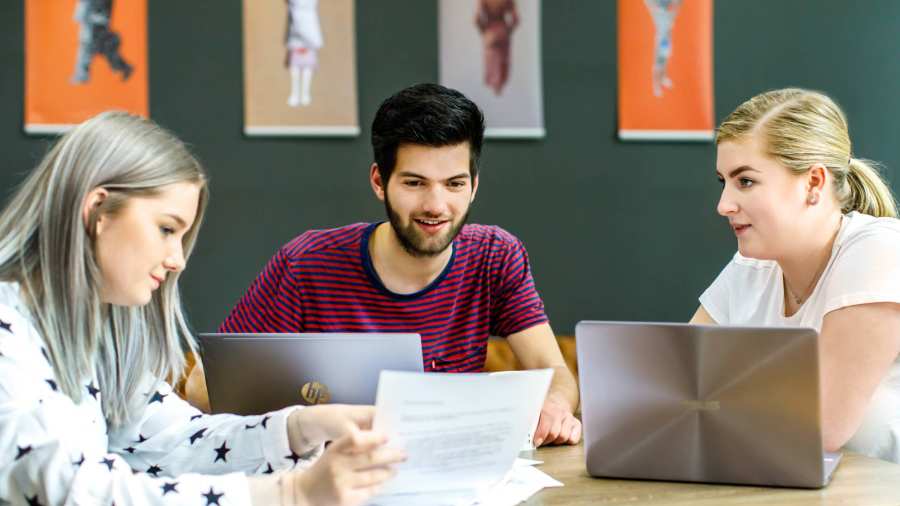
[[281, 223, 372, 259], [457, 224, 522, 249]]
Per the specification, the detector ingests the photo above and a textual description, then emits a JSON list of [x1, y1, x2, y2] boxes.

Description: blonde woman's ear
[[81, 187, 109, 233], [806, 164, 829, 193]]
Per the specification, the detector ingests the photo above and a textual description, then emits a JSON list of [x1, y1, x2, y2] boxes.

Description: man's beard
[[384, 195, 469, 258]]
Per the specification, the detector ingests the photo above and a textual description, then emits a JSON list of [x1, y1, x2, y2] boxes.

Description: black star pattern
[[189, 428, 207, 445], [0, 319, 11, 333], [214, 441, 231, 463], [263, 463, 274, 474], [244, 422, 259, 430], [147, 464, 163, 477], [40, 347, 49, 363], [261, 415, 271, 429], [15, 445, 32, 460], [286, 451, 301, 465], [73, 453, 85, 466], [100, 457, 115, 471], [190, 414, 203, 421], [149, 391, 167, 404], [86, 383, 100, 399], [25, 494, 42, 506], [45, 379, 58, 391], [137, 434, 148, 444], [202, 487, 224, 506], [161, 482, 179, 495], [124, 446, 136, 454]]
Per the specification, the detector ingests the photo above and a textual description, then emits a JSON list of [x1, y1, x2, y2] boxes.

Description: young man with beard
[[217, 83, 580, 446]]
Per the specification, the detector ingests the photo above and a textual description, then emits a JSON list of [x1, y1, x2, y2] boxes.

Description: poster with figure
[[440, 0, 545, 139], [24, 0, 148, 134], [618, 0, 713, 141], [243, 0, 359, 137]]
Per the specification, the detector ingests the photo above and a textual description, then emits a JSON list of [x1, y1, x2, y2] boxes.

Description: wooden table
[[525, 443, 900, 505]]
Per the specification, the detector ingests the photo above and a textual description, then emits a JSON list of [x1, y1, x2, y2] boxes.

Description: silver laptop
[[575, 321, 841, 488], [199, 333, 424, 415]]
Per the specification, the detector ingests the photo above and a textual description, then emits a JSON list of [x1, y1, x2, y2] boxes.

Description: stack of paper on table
[[368, 369, 561, 506]]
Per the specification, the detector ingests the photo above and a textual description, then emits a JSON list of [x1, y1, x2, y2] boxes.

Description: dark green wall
[[1, 1, 898, 335]]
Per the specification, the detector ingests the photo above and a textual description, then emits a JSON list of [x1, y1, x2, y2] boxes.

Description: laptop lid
[[576, 321, 833, 488], [198, 333, 424, 415]]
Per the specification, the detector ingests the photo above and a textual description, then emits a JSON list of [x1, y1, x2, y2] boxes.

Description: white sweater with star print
[[0, 283, 315, 505]]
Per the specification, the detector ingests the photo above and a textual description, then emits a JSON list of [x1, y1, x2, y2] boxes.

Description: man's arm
[[506, 322, 581, 446]]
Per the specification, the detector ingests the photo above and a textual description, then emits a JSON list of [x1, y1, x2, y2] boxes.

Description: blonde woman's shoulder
[[841, 212, 900, 247]]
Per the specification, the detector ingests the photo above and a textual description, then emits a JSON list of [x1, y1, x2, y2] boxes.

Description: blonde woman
[[0, 112, 404, 505], [693, 88, 900, 462]]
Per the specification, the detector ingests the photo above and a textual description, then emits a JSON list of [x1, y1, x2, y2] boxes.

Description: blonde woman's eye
[[739, 178, 754, 188], [160, 226, 175, 236]]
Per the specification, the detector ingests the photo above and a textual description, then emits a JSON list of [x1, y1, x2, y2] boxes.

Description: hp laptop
[[575, 321, 841, 488], [198, 333, 424, 415]]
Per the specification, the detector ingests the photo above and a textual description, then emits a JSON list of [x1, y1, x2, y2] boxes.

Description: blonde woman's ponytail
[[844, 158, 897, 218]]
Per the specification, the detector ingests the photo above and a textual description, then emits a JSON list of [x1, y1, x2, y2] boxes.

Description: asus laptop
[[575, 321, 841, 488]]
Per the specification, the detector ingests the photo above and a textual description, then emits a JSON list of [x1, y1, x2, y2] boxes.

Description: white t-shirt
[[700, 211, 900, 463]]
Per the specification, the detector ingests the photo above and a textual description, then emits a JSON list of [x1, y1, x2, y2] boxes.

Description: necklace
[[783, 219, 842, 305], [784, 261, 827, 305]]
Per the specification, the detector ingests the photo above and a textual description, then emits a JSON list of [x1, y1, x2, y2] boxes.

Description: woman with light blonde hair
[[692, 88, 900, 462], [0, 111, 403, 505]]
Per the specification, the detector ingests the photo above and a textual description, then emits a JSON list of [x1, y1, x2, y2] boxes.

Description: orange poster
[[618, 0, 713, 141], [24, 0, 148, 134]]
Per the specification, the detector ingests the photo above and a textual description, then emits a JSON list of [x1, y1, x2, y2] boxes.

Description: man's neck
[[368, 222, 454, 295]]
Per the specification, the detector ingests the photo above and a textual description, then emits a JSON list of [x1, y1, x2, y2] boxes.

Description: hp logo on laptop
[[300, 381, 331, 404]]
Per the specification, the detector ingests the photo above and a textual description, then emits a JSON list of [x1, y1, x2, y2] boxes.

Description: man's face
[[374, 143, 478, 257]]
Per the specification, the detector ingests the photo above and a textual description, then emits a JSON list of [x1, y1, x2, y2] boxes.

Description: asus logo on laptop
[[680, 400, 720, 411]]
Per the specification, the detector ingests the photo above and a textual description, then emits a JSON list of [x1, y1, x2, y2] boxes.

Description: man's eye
[[404, 180, 422, 187]]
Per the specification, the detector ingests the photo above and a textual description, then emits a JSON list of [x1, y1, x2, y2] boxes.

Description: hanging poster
[[24, 0, 148, 134], [618, 0, 714, 141], [243, 0, 359, 137], [440, 0, 545, 139]]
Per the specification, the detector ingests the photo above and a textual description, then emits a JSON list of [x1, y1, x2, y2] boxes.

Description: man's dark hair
[[371, 83, 485, 184]]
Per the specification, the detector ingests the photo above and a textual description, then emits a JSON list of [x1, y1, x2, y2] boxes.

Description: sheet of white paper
[[368, 459, 561, 506], [369, 369, 553, 499], [471, 464, 563, 506]]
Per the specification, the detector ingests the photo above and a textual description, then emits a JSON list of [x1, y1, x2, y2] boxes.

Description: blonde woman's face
[[94, 182, 200, 306], [715, 135, 809, 260]]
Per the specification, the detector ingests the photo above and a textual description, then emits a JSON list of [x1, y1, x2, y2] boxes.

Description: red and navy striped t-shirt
[[219, 222, 549, 372]]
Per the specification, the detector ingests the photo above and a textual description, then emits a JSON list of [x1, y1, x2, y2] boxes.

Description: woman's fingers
[[347, 446, 407, 471]]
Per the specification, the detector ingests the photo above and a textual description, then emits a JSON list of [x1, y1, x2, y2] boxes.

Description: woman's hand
[[287, 405, 375, 455], [293, 429, 405, 506], [248, 429, 405, 506]]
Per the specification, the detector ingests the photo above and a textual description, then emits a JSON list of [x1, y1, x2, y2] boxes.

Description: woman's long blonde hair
[[0, 111, 208, 426], [716, 88, 897, 218]]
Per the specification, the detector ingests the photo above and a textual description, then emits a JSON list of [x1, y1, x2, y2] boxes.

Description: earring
[[807, 193, 819, 205]]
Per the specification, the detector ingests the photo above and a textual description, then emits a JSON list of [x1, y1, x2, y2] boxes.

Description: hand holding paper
[[369, 369, 553, 503]]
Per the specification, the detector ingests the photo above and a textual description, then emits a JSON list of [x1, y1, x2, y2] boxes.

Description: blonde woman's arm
[[818, 302, 900, 451], [689, 305, 717, 324]]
